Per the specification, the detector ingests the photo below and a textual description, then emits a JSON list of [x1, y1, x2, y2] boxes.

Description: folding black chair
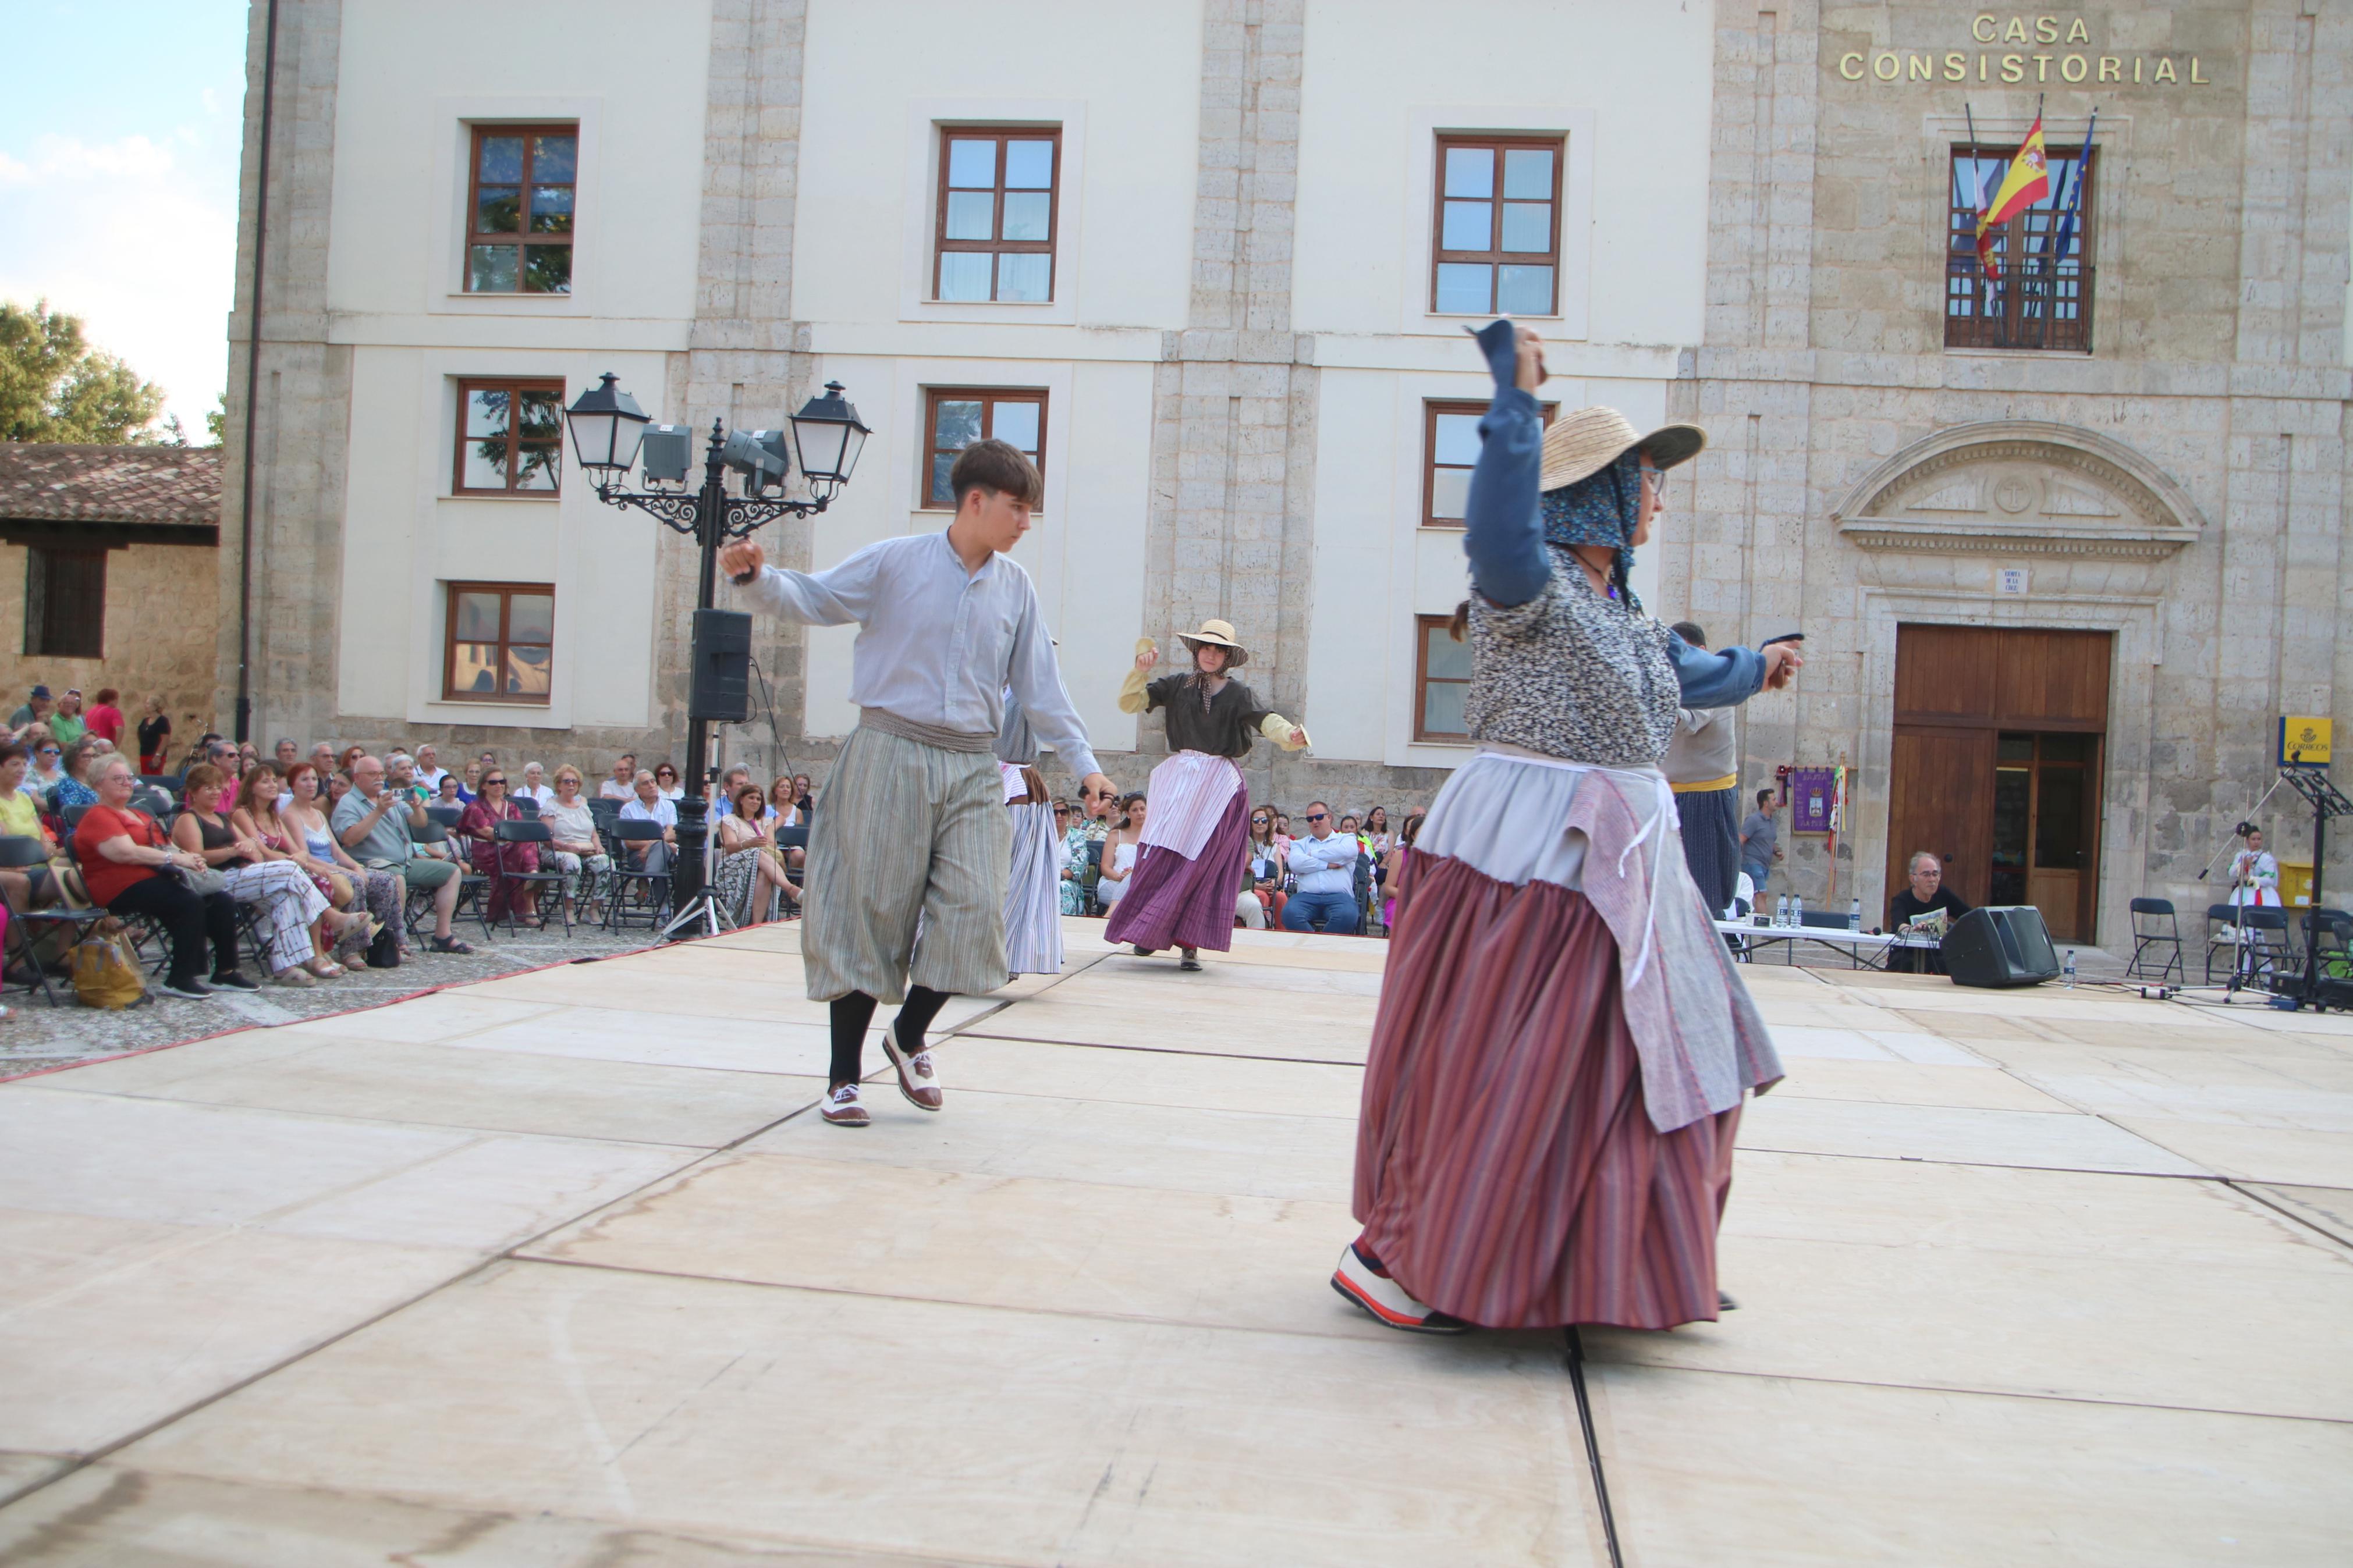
[[514, 796, 540, 819], [0, 836, 107, 1007], [424, 805, 466, 829], [407, 823, 491, 940], [2127, 897, 2184, 983], [605, 820, 673, 930], [2210, 905, 2290, 986], [491, 818, 571, 937]]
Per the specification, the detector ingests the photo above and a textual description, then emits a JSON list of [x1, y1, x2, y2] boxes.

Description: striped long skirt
[[1003, 798, 1065, 976], [1673, 784, 1741, 917], [1353, 851, 1741, 1331], [1103, 788, 1251, 954]]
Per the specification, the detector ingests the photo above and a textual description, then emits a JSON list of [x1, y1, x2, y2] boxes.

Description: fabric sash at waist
[[860, 707, 995, 753], [1138, 750, 1245, 860], [1669, 772, 1738, 794]]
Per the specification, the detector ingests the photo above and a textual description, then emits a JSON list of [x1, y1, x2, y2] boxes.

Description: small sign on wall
[[2280, 716, 2333, 768], [1994, 566, 2031, 596]]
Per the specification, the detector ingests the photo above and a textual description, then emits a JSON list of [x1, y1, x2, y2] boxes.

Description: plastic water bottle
[[2063, 950, 2078, 989], [1848, 897, 1862, 931], [1791, 893, 1805, 926], [1774, 894, 1788, 927]]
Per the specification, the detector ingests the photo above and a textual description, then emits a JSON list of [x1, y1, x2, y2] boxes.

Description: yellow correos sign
[[1837, 15, 2214, 87], [2280, 716, 2333, 769]]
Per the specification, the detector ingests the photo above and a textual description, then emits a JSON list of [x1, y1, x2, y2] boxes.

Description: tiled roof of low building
[[0, 443, 223, 528]]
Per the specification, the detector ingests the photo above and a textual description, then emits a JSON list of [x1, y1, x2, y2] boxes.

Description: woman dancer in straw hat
[[1333, 321, 1802, 1335], [1108, 621, 1309, 970]]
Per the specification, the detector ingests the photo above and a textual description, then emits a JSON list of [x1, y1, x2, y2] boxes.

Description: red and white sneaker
[[881, 1019, 944, 1112], [1330, 1242, 1470, 1334], [819, 1082, 869, 1128]]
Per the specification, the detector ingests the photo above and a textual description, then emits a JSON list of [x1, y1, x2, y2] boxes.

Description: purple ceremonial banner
[[1790, 767, 1836, 834]]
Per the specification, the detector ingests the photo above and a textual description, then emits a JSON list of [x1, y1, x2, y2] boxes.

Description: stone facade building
[[1667, 0, 2351, 944], [219, 0, 2348, 947], [0, 445, 222, 748]]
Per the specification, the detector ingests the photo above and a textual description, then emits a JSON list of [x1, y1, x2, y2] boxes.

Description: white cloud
[[0, 129, 240, 433]]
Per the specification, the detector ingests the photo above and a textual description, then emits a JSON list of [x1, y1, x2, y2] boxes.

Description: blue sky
[[0, 2, 250, 431]]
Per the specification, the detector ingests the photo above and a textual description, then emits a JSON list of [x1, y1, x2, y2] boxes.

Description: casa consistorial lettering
[[1837, 14, 2215, 87]]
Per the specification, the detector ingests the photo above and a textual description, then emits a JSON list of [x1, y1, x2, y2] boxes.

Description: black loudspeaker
[[1943, 905, 2062, 989], [690, 609, 752, 721]]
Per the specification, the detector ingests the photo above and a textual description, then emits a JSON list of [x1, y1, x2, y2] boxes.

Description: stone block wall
[[0, 542, 221, 749]]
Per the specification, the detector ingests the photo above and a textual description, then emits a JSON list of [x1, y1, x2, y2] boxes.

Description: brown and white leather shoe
[[880, 1020, 945, 1112], [818, 1082, 869, 1128]]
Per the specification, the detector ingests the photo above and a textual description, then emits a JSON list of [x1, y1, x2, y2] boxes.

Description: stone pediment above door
[[1831, 421, 2206, 560]]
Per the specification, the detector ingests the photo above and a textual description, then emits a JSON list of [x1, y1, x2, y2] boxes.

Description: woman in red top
[[74, 755, 245, 1000], [459, 767, 541, 925], [83, 688, 126, 747]]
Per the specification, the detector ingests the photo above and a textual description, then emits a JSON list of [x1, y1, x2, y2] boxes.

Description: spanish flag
[[1976, 118, 2051, 242]]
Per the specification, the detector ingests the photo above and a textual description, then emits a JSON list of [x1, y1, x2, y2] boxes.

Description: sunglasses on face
[[484, 777, 506, 787], [37, 748, 59, 756], [1305, 812, 1327, 822], [1052, 806, 1069, 815]]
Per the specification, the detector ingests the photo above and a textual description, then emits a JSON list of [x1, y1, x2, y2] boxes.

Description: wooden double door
[[1887, 625, 2111, 943]]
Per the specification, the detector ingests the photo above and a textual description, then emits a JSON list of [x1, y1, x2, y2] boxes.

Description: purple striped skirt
[[1103, 787, 1251, 954], [1353, 850, 1741, 1330]]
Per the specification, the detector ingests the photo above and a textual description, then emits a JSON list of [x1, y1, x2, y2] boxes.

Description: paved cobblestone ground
[[0, 922, 674, 1079]]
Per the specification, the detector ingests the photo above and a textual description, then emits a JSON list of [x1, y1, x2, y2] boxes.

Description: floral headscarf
[[1539, 450, 1644, 610]]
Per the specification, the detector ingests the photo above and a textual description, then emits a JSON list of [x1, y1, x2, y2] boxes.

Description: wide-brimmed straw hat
[[1538, 407, 1707, 493], [1176, 618, 1250, 668]]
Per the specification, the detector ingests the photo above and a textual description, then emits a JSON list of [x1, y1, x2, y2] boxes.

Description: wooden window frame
[[920, 387, 1049, 510], [1421, 399, 1557, 529], [934, 126, 1063, 303], [24, 545, 105, 660], [464, 122, 578, 295], [1944, 144, 2096, 352], [1431, 133, 1566, 317], [441, 581, 555, 706], [1412, 614, 1472, 744], [453, 377, 567, 497]]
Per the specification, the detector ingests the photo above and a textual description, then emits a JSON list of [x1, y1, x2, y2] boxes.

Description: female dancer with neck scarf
[[1106, 621, 1309, 971], [1333, 321, 1802, 1335]]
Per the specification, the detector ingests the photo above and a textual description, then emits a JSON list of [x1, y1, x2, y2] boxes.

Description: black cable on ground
[[1564, 1327, 1625, 1568]]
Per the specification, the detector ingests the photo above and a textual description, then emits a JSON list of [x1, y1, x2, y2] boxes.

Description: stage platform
[[2, 920, 2348, 1565]]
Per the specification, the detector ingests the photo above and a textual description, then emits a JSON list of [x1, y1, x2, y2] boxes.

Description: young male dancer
[[1106, 621, 1308, 970], [719, 439, 1112, 1127]]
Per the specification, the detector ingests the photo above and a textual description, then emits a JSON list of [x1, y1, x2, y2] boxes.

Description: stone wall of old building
[[0, 542, 222, 748], [1672, 0, 2353, 945]]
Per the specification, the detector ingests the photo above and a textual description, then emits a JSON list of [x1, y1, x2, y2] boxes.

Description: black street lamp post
[[565, 374, 869, 930]]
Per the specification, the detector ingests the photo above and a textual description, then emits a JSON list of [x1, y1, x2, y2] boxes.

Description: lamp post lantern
[[565, 374, 868, 935]]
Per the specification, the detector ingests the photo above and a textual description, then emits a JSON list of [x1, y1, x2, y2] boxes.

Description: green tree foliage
[[205, 390, 226, 447], [0, 300, 169, 444]]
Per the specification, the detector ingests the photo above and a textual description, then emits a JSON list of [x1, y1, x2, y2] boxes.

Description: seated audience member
[[281, 760, 401, 969], [1234, 855, 1268, 930], [1282, 802, 1361, 934], [1887, 851, 1972, 975], [230, 765, 370, 977], [338, 744, 366, 778], [538, 766, 611, 925], [435, 774, 470, 815], [0, 743, 63, 913], [1056, 799, 1088, 916], [77, 755, 247, 999], [49, 739, 102, 814], [333, 754, 473, 955], [765, 773, 807, 873], [714, 783, 800, 922], [237, 741, 260, 773], [48, 690, 87, 748], [618, 769, 679, 876], [174, 762, 335, 987], [411, 744, 449, 791], [1096, 794, 1147, 911], [516, 762, 553, 809], [459, 767, 541, 926], [137, 698, 172, 773], [9, 685, 55, 735], [274, 738, 300, 771], [1382, 809, 1424, 930], [653, 762, 684, 802], [27, 738, 69, 802], [84, 688, 126, 747], [1245, 806, 1287, 925], [309, 741, 337, 776], [791, 774, 814, 814], [324, 769, 353, 812], [599, 753, 638, 801], [460, 760, 483, 801]]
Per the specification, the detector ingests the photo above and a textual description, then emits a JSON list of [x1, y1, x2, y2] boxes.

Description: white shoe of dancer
[[1330, 1242, 1471, 1334]]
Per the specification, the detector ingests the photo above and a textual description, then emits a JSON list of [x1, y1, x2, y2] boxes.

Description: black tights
[[828, 984, 953, 1087]]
